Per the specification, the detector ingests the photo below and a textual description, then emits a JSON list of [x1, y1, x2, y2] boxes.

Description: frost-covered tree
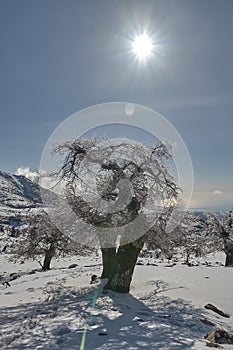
[[171, 211, 219, 264], [145, 207, 177, 260], [15, 211, 86, 270], [52, 138, 179, 292], [146, 211, 217, 264], [205, 209, 233, 266]]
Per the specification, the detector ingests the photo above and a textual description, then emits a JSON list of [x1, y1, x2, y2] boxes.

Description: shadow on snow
[[0, 282, 211, 349]]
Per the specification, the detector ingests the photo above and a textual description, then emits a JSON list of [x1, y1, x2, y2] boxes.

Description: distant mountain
[[0, 170, 42, 209], [0, 170, 43, 230], [0, 170, 61, 253], [192, 210, 207, 219]]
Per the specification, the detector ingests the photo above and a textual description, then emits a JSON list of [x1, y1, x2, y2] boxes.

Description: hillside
[[0, 170, 42, 209], [0, 170, 41, 224], [0, 170, 44, 251]]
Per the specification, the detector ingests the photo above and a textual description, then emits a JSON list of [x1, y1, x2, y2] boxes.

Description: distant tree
[[172, 211, 219, 264], [146, 211, 217, 264], [145, 208, 177, 261], [15, 211, 87, 271], [53, 138, 179, 292], [205, 209, 233, 266]]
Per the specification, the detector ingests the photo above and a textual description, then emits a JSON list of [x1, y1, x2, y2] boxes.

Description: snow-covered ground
[[0, 252, 233, 349]]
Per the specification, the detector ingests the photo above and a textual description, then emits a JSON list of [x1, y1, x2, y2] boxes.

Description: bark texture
[[101, 236, 144, 293]]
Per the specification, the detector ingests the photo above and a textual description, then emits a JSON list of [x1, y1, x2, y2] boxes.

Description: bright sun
[[132, 33, 153, 61]]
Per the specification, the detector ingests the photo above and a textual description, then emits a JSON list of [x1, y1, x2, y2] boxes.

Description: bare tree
[[15, 211, 87, 271], [146, 209, 222, 265], [145, 207, 177, 261], [205, 209, 233, 266], [52, 138, 179, 292], [172, 212, 219, 264], [146, 211, 217, 264]]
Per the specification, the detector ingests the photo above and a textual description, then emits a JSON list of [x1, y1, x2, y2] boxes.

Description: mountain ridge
[[0, 170, 43, 232]]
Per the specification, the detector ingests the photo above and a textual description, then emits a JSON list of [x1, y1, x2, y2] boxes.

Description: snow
[[0, 170, 41, 209], [0, 171, 43, 241], [1, 252, 233, 349]]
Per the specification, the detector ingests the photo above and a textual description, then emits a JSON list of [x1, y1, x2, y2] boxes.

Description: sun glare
[[132, 33, 153, 61]]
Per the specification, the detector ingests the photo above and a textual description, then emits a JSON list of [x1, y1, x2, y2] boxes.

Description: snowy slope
[[0, 170, 58, 233], [0, 170, 51, 253], [0, 170, 42, 209], [0, 252, 232, 349], [0, 170, 43, 231], [1, 171, 232, 349]]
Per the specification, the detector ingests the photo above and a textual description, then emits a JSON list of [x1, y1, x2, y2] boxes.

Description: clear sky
[[0, 0, 233, 210]]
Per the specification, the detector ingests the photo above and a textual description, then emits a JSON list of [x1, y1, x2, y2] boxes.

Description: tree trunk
[[225, 247, 233, 266], [101, 247, 117, 278], [43, 244, 55, 271], [224, 240, 233, 267], [102, 236, 144, 293], [185, 251, 191, 265]]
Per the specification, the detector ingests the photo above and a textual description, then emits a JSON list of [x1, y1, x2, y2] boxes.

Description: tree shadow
[[80, 289, 210, 350], [0, 283, 212, 349]]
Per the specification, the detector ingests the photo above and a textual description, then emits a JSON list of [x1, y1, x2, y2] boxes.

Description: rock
[[90, 274, 98, 284], [53, 325, 71, 336], [68, 263, 77, 269], [9, 273, 18, 280], [206, 342, 223, 348], [98, 329, 107, 336], [204, 303, 230, 318], [165, 263, 176, 267], [205, 329, 233, 345], [1, 272, 18, 288], [133, 316, 144, 322], [87, 319, 96, 326]]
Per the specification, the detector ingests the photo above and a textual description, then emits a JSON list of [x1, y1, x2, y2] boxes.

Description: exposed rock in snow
[[204, 303, 230, 318], [205, 329, 233, 346]]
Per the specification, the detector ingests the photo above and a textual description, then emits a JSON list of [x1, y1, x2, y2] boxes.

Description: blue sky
[[0, 0, 233, 210]]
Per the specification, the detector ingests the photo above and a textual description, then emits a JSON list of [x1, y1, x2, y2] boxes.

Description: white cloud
[[15, 167, 60, 192], [15, 167, 39, 182], [213, 190, 223, 195]]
